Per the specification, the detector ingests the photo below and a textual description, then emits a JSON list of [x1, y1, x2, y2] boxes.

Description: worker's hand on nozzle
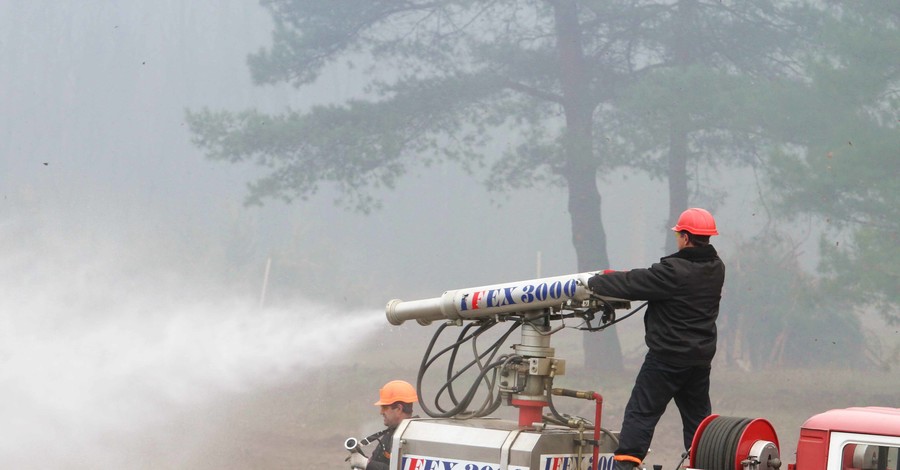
[[587, 269, 615, 293], [349, 452, 369, 470]]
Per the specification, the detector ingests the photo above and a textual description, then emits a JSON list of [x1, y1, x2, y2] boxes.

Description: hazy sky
[[1, 0, 739, 301]]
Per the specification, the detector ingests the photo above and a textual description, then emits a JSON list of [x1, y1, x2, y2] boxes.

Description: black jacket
[[366, 427, 394, 470], [587, 244, 725, 366]]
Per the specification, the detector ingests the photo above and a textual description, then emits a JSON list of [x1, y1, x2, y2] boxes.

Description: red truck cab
[[792, 407, 900, 470]]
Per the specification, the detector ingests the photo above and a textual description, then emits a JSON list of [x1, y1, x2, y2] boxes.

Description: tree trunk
[[665, 0, 696, 253], [665, 123, 689, 254], [553, 0, 623, 374]]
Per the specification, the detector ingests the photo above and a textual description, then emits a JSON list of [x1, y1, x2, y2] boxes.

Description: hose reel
[[691, 415, 781, 470]]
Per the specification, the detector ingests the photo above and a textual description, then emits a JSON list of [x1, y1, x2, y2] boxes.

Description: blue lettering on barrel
[[549, 281, 562, 299], [503, 287, 515, 305], [535, 283, 548, 301], [485, 289, 498, 308], [564, 279, 577, 297], [521, 284, 535, 303]]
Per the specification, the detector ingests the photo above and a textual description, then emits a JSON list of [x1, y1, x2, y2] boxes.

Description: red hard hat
[[671, 208, 719, 236], [374, 380, 418, 406]]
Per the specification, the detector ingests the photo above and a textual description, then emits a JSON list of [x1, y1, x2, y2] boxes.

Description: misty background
[[1, 1, 897, 469]]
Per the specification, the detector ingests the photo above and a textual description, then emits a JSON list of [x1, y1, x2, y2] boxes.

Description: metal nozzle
[[385, 298, 443, 326], [344, 437, 359, 452]]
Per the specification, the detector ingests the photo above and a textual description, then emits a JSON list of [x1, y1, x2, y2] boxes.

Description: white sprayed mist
[[0, 216, 383, 467]]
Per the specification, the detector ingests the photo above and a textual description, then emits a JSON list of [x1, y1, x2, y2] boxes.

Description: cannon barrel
[[386, 271, 620, 326]]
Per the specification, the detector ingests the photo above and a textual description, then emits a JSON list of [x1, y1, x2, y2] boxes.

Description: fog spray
[[0, 216, 383, 468]]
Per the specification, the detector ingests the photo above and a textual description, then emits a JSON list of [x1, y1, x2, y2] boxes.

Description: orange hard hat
[[671, 208, 719, 236], [374, 380, 418, 406]]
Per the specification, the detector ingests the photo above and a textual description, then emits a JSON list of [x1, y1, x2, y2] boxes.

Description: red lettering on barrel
[[471, 290, 483, 310]]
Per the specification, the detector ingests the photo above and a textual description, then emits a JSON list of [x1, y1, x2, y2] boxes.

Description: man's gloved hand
[[349, 452, 369, 470], [588, 269, 616, 293]]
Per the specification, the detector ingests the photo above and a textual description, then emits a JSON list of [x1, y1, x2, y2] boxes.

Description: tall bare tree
[[189, 0, 636, 372]]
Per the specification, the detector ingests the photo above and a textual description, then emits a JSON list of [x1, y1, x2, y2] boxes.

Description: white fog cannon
[[381, 271, 639, 470], [385, 271, 628, 326]]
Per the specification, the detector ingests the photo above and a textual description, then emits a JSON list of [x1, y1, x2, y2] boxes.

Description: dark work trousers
[[615, 354, 712, 461]]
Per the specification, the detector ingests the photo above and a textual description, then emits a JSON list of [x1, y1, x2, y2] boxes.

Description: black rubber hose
[[695, 416, 751, 470], [418, 321, 488, 414], [417, 320, 521, 418], [433, 321, 519, 413], [578, 301, 648, 331], [444, 322, 479, 405]]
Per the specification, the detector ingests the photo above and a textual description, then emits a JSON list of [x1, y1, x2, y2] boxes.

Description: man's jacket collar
[[664, 244, 719, 262]]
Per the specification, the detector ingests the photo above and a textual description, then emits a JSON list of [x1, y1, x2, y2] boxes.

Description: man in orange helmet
[[349, 380, 418, 470], [587, 208, 725, 470]]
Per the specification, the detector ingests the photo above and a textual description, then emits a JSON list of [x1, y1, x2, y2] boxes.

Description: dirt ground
[[113, 325, 900, 470], [136, 369, 899, 470]]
